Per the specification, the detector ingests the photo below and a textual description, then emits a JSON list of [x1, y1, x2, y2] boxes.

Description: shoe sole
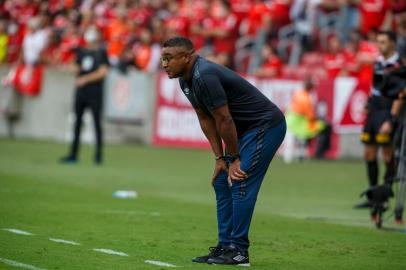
[[209, 262, 251, 267]]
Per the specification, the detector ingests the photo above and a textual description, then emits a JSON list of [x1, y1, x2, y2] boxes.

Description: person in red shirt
[[150, 16, 165, 44], [359, 0, 390, 36], [343, 31, 379, 83], [105, 6, 131, 65], [243, 0, 273, 38], [269, 0, 292, 29], [164, 0, 190, 39], [203, 0, 238, 55], [58, 22, 82, 64], [132, 28, 161, 72], [324, 35, 346, 79], [230, 0, 252, 22], [252, 44, 283, 78], [5, 0, 39, 26], [183, 0, 210, 50], [127, 0, 152, 28]]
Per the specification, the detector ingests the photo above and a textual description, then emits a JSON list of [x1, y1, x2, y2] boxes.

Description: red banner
[[12, 64, 44, 96], [332, 77, 370, 133], [153, 73, 370, 158]]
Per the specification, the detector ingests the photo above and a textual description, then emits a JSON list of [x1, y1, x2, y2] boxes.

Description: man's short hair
[[378, 30, 397, 43], [163, 36, 195, 50]]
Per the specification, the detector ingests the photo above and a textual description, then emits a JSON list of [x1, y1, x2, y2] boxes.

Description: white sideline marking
[[105, 210, 161, 217], [49, 238, 80, 245], [93, 248, 129, 257], [0, 257, 46, 270], [2, 228, 34, 236], [145, 260, 177, 267]]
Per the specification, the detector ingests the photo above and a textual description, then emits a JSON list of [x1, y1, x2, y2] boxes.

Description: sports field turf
[[0, 139, 405, 270]]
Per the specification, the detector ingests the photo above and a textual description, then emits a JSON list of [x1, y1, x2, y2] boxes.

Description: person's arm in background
[[76, 64, 108, 87], [76, 48, 109, 87], [380, 99, 404, 134]]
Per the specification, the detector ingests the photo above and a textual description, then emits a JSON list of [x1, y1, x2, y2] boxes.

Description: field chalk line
[[2, 228, 34, 236], [93, 248, 129, 257], [49, 238, 81, 245], [0, 257, 46, 270], [145, 260, 177, 267]]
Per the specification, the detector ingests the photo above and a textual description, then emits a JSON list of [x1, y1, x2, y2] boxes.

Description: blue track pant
[[213, 120, 286, 251]]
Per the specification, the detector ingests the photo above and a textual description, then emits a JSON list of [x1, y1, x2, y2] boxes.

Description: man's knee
[[382, 146, 394, 163], [364, 146, 378, 161]]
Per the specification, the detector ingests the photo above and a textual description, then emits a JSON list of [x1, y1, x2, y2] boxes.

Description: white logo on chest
[[184, 87, 190, 95]]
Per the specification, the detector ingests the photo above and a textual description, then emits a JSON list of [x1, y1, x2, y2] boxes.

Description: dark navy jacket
[[179, 56, 284, 137]]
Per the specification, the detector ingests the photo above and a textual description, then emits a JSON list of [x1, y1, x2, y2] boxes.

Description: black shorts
[[360, 110, 393, 145]]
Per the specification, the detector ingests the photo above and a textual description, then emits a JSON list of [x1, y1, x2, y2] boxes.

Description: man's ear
[[185, 54, 192, 64]]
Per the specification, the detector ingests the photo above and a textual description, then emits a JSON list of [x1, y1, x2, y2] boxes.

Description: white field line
[[49, 238, 81, 245], [145, 260, 177, 267], [104, 210, 161, 216], [2, 228, 34, 235], [0, 257, 46, 270], [93, 248, 129, 257]]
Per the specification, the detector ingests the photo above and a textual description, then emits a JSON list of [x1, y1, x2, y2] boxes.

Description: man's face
[[161, 46, 190, 78], [377, 34, 395, 56]]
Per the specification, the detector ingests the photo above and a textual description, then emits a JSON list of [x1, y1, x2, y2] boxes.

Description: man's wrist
[[215, 155, 225, 161], [229, 154, 240, 163]]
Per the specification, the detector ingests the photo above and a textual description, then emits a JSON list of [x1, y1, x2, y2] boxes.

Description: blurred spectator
[[252, 44, 283, 78], [241, 0, 273, 39], [5, 18, 25, 63], [164, 0, 189, 39], [58, 21, 83, 64], [290, 0, 320, 52], [132, 28, 161, 72], [22, 16, 49, 65], [343, 30, 379, 82], [185, 0, 210, 50], [0, 0, 405, 77], [359, 0, 390, 36], [105, 5, 131, 66], [203, 0, 238, 57], [324, 35, 346, 79], [338, 0, 360, 43], [397, 18, 406, 63], [150, 16, 166, 44], [0, 20, 8, 63]]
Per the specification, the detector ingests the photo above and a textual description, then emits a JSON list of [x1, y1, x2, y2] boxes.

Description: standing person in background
[[355, 31, 404, 210], [60, 26, 109, 165], [284, 78, 328, 162]]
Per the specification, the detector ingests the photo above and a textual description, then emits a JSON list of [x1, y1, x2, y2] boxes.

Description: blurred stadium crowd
[[0, 0, 405, 81]]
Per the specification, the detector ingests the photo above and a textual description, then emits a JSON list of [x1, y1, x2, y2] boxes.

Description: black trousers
[[70, 91, 103, 161]]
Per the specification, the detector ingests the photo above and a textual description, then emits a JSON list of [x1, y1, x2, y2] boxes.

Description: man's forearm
[[79, 66, 108, 84], [215, 115, 239, 156], [199, 117, 224, 157]]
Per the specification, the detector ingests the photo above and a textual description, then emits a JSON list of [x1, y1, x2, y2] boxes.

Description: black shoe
[[353, 200, 372, 209], [207, 245, 250, 266], [192, 244, 225, 263], [60, 155, 78, 164]]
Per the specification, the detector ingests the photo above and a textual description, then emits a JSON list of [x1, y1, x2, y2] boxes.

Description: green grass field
[[0, 139, 405, 270]]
